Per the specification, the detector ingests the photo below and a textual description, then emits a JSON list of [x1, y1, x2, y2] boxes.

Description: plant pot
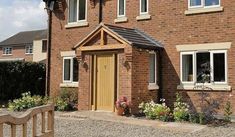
[[116, 108, 124, 116]]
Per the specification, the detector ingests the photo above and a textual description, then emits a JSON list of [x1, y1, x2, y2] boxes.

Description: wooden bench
[[0, 104, 54, 137]]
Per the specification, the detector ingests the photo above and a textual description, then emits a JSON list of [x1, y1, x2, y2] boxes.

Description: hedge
[[0, 61, 46, 102]]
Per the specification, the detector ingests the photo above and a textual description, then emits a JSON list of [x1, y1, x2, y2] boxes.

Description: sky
[[0, 0, 47, 42]]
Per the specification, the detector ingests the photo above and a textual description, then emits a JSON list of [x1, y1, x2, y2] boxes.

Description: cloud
[[0, 0, 47, 41]]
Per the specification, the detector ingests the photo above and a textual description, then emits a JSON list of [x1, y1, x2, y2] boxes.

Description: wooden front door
[[95, 54, 115, 111]]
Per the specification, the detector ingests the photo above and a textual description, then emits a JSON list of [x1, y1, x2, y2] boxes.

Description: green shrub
[[0, 61, 45, 102], [173, 93, 189, 122], [189, 113, 200, 123], [55, 89, 78, 111], [224, 101, 233, 122], [8, 92, 48, 111], [139, 100, 171, 121]]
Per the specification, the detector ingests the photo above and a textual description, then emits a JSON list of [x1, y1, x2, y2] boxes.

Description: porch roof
[[74, 23, 163, 50], [105, 24, 163, 49]]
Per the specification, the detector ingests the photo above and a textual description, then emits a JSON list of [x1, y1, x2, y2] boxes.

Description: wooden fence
[[0, 104, 54, 137]]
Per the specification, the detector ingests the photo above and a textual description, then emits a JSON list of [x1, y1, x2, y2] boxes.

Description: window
[[149, 53, 157, 84], [63, 57, 79, 83], [68, 0, 87, 23], [42, 40, 47, 53], [25, 45, 33, 54], [118, 0, 125, 17], [140, 0, 148, 14], [189, 0, 220, 8], [3, 47, 12, 55], [180, 50, 227, 84]]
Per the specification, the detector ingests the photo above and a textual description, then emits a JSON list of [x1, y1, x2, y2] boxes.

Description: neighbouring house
[[0, 30, 48, 63], [47, 0, 235, 114]]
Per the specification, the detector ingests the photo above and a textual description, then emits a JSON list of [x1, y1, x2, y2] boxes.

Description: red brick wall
[[51, 0, 235, 114], [0, 46, 33, 61]]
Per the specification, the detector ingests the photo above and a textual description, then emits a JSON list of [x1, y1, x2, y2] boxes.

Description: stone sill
[[136, 14, 151, 21], [185, 7, 223, 15], [114, 17, 128, 23], [177, 84, 231, 91], [148, 84, 159, 90], [60, 83, 78, 88], [65, 21, 89, 29]]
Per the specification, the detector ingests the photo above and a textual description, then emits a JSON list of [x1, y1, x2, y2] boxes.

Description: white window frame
[[63, 57, 78, 83], [188, 0, 221, 9], [180, 51, 195, 84], [140, 0, 149, 15], [180, 50, 227, 85], [25, 45, 33, 54], [68, 0, 87, 24], [3, 47, 12, 55], [117, 0, 126, 17], [149, 52, 157, 86]]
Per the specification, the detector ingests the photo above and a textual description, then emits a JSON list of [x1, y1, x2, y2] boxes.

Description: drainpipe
[[158, 49, 163, 101], [99, 0, 103, 23], [44, 0, 53, 96]]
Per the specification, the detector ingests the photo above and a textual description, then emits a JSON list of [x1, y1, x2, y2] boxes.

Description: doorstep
[[56, 111, 206, 133]]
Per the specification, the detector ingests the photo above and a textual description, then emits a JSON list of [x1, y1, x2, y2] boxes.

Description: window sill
[[60, 83, 78, 88], [65, 21, 89, 29], [148, 84, 159, 90], [136, 14, 151, 21], [185, 7, 223, 15], [2, 54, 12, 56], [114, 17, 128, 23], [177, 84, 231, 91]]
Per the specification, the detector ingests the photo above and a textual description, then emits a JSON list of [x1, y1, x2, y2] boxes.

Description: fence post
[[32, 115, 37, 137], [22, 123, 27, 137], [11, 125, 16, 137]]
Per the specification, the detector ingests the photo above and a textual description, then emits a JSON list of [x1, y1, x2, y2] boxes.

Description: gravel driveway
[[1, 109, 235, 137], [54, 117, 235, 137]]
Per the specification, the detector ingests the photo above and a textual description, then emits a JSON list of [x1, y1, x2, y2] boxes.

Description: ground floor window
[[149, 52, 157, 85], [63, 57, 79, 83], [180, 50, 227, 84], [3, 47, 12, 55]]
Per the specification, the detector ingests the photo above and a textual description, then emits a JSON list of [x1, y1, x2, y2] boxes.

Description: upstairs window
[[63, 57, 79, 83], [25, 45, 33, 54], [3, 47, 12, 55], [189, 0, 220, 8], [118, 0, 126, 17], [149, 53, 157, 84], [42, 40, 47, 53], [68, 0, 87, 23], [140, 0, 148, 14]]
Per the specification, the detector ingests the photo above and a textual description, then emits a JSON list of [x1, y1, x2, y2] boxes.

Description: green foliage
[[55, 88, 78, 111], [199, 113, 206, 125], [189, 113, 200, 123], [0, 61, 46, 101], [139, 100, 171, 121], [224, 101, 233, 122], [8, 92, 48, 111], [173, 93, 189, 122]]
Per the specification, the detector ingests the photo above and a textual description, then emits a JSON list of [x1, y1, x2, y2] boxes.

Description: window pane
[[119, 0, 125, 16], [196, 52, 210, 83], [141, 0, 147, 13], [205, 0, 219, 6], [69, 0, 77, 22], [213, 53, 225, 82], [182, 54, 193, 82], [73, 58, 79, 82], [78, 0, 86, 20], [64, 59, 71, 81], [42, 40, 47, 52], [190, 0, 202, 7], [149, 54, 156, 83]]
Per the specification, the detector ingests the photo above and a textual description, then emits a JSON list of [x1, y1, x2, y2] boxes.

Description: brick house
[[48, 0, 235, 114], [0, 30, 47, 63]]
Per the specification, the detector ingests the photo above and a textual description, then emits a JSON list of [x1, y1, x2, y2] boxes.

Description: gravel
[[1, 109, 235, 137]]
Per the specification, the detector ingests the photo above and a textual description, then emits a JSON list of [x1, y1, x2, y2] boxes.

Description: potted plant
[[115, 96, 131, 116]]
